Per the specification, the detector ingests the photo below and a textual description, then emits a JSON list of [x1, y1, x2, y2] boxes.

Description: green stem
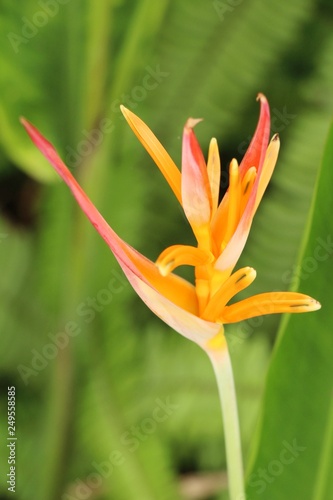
[[81, 0, 112, 130], [207, 346, 245, 500]]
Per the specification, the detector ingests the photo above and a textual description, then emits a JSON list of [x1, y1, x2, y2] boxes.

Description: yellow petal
[[220, 159, 241, 251], [255, 133, 280, 211], [120, 106, 182, 203], [240, 166, 256, 215], [156, 244, 214, 276], [207, 138, 221, 217], [214, 168, 257, 273], [220, 292, 321, 323], [210, 191, 229, 252], [202, 267, 256, 321]]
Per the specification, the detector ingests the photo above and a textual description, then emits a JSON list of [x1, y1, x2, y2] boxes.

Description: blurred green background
[[0, 1, 333, 499]]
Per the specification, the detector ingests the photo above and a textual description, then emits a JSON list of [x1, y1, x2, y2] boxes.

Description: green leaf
[[246, 121, 333, 499]]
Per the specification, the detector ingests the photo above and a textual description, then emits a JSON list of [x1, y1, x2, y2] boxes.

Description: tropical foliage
[[0, 1, 332, 499]]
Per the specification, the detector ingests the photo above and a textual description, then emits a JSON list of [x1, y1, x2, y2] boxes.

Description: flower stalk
[[206, 334, 245, 499]]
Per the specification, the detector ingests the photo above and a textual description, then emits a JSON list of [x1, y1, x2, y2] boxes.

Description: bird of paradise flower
[[21, 94, 320, 499]]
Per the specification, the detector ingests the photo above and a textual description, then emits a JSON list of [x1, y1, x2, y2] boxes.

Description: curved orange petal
[[202, 267, 256, 321], [156, 244, 214, 276], [130, 275, 222, 347], [221, 292, 321, 323]]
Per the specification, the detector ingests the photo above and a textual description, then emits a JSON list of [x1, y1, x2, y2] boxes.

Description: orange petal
[[120, 106, 182, 203], [220, 292, 321, 323], [214, 199, 253, 273], [219, 159, 241, 251], [181, 119, 212, 232], [20, 118, 199, 319], [130, 275, 222, 348], [255, 133, 280, 211], [214, 95, 271, 273], [202, 267, 256, 321], [156, 244, 214, 276], [239, 93, 270, 178]]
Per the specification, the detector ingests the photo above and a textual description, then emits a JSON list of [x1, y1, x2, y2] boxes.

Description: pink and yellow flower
[[21, 94, 320, 352]]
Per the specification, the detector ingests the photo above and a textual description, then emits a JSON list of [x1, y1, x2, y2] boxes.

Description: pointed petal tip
[[119, 104, 182, 203], [256, 92, 267, 103], [230, 158, 239, 172], [310, 299, 321, 311], [120, 105, 137, 122], [248, 266, 257, 278], [291, 298, 321, 313], [20, 117, 56, 154], [236, 266, 257, 283], [185, 117, 203, 130], [297, 296, 321, 311], [233, 266, 257, 285], [20, 116, 35, 134], [120, 104, 128, 114], [120, 104, 131, 120], [156, 262, 170, 277], [272, 133, 279, 141]]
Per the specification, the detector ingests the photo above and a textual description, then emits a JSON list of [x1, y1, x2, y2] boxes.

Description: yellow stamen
[[240, 166, 256, 215], [120, 105, 182, 203], [121, 238, 199, 315], [209, 268, 233, 296], [202, 267, 256, 321], [195, 277, 211, 315], [210, 195, 229, 251], [156, 244, 214, 276], [220, 292, 321, 323], [195, 223, 212, 253], [220, 159, 241, 251], [207, 138, 221, 218]]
